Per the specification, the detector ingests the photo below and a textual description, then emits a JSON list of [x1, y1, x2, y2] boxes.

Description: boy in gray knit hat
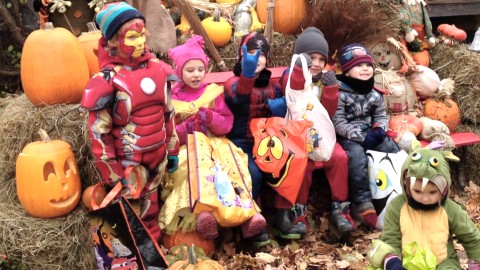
[[275, 27, 355, 237]]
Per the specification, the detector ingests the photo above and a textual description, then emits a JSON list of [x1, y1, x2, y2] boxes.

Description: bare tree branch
[[0, 1, 26, 46]]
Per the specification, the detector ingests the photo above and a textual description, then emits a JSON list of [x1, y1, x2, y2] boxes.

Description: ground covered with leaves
[[209, 182, 480, 269]]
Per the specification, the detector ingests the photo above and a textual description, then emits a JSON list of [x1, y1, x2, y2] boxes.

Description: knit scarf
[[338, 74, 375, 95]]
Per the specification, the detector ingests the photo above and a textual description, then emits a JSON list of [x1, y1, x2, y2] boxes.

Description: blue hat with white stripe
[[95, 2, 145, 41]]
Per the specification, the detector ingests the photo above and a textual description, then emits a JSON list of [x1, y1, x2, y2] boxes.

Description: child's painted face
[[117, 19, 146, 59], [410, 179, 442, 205], [346, 63, 374, 80], [308, 53, 326, 76], [247, 49, 267, 74], [182, 59, 206, 89]]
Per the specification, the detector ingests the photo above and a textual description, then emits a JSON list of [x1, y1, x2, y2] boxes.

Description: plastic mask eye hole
[[411, 152, 422, 161], [429, 157, 439, 167]]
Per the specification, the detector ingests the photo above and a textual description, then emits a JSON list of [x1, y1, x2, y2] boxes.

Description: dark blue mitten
[[241, 45, 261, 78], [385, 256, 405, 270], [363, 127, 386, 150]]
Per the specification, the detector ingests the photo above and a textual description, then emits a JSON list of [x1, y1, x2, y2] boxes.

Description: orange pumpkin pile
[[256, 0, 306, 34]]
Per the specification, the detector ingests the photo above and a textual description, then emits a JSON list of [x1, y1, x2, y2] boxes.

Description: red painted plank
[[420, 132, 480, 147]]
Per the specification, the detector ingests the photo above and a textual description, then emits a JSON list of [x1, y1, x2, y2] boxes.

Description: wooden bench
[[205, 66, 480, 189]]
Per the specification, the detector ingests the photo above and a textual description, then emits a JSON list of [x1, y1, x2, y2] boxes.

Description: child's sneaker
[[249, 230, 271, 247], [330, 201, 355, 234], [196, 211, 218, 239], [241, 213, 266, 239], [352, 202, 378, 229]]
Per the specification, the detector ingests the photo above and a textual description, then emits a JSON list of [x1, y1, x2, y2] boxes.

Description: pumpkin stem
[[213, 7, 221, 23], [188, 244, 197, 264], [38, 129, 51, 143], [43, 22, 54, 31]]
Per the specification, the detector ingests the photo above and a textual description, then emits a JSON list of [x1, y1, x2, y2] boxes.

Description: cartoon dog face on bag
[[367, 150, 408, 229]]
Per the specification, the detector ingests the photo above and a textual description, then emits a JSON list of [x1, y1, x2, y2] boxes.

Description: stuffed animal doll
[[398, 0, 436, 67]]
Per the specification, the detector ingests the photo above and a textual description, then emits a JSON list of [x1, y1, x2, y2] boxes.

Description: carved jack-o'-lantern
[[250, 117, 310, 204], [16, 129, 81, 218]]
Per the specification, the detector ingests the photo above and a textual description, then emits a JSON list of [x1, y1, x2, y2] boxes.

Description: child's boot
[[330, 201, 356, 234], [352, 202, 378, 229], [196, 211, 218, 239], [241, 213, 266, 238], [272, 205, 308, 239], [249, 230, 271, 247]]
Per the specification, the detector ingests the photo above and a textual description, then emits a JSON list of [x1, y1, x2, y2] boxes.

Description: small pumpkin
[[162, 230, 216, 256], [437, 24, 467, 42], [201, 8, 232, 47], [21, 22, 89, 106], [167, 244, 223, 270], [78, 22, 102, 77], [256, 0, 306, 34], [166, 244, 209, 265], [423, 78, 461, 132], [389, 114, 423, 137], [82, 184, 107, 211], [16, 129, 81, 218]]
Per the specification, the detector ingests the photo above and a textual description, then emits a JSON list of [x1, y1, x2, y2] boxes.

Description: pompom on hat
[[294, 27, 329, 61], [95, 2, 145, 41], [168, 35, 209, 80], [339, 43, 375, 73]]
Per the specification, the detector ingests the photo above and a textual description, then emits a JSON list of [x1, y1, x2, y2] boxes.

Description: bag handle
[[91, 166, 143, 210], [285, 54, 313, 119], [285, 54, 312, 97]]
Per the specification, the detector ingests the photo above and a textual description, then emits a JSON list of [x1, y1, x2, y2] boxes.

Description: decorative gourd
[[176, 16, 191, 35], [249, 7, 264, 32], [78, 22, 102, 76], [167, 245, 223, 270], [256, 0, 306, 34], [201, 8, 232, 47], [423, 78, 461, 132], [21, 22, 89, 106], [82, 184, 107, 211], [16, 129, 81, 218], [437, 24, 467, 42], [162, 230, 215, 256]]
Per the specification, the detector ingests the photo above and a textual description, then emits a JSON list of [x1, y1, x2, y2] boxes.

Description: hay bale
[[0, 95, 100, 199], [0, 191, 95, 270], [430, 44, 480, 125], [0, 94, 99, 269]]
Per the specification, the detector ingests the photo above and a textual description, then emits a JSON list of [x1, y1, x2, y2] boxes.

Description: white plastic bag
[[285, 54, 336, 162]]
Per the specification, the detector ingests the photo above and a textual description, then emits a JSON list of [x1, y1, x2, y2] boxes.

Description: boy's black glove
[[363, 127, 386, 150]]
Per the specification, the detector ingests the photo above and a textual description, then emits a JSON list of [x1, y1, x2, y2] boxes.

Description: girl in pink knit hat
[[159, 35, 268, 250]]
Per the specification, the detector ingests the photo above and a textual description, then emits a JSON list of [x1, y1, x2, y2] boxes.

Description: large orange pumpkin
[[78, 22, 102, 77], [424, 97, 461, 132], [21, 22, 89, 106], [256, 0, 306, 34], [162, 230, 215, 256], [16, 129, 81, 218], [389, 114, 423, 137]]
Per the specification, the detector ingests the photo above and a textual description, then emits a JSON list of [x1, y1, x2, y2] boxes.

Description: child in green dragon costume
[[368, 140, 480, 270]]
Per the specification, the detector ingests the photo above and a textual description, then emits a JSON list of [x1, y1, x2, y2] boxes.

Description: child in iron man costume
[[81, 2, 179, 242]]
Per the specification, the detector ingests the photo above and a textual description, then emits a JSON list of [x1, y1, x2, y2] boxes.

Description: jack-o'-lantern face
[[371, 42, 403, 71], [251, 118, 309, 193], [16, 131, 81, 218]]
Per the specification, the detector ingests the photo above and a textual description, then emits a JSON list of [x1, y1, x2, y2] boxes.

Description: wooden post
[[264, 0, 275, 44]]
